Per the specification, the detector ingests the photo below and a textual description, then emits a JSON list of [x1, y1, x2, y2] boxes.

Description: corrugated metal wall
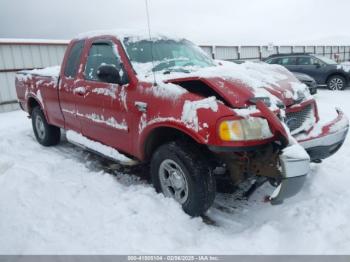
[[0, 40, 67, 112], [201, 45, 350, 62], [1, 39, 350, 113]]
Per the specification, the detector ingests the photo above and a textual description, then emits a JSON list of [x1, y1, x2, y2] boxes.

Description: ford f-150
[[15, 31, 349, 216]]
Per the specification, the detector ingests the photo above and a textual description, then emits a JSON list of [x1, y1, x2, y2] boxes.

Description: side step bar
[[66, 130, 139, 166]]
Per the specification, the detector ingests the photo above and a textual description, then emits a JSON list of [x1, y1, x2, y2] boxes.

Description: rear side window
[[64, 40, 85, 78], [297, 56, 320, 66], [267, 57, 297, 65], [280, 57, 297, 65]]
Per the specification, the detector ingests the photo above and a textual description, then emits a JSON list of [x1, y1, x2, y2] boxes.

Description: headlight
[[218, 117, 273, 141]]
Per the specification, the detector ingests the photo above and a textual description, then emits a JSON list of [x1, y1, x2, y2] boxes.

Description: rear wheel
[[151, 141, 216, 216], [327, 75, 346, 90], [31, 106, 61, 146]]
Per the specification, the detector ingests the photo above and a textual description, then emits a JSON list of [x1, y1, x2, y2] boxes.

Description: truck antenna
[[145, 0, 157, 86]]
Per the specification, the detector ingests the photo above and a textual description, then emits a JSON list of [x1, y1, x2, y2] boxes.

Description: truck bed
[[15, 65, 64, 127]]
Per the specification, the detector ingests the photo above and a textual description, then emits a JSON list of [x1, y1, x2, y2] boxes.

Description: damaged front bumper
[[269, 149, 310, 205], [296, 109, 349, 162], [270, 108, 349, 204]]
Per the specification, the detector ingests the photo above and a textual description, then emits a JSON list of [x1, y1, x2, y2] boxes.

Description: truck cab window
[[64, 40, 85, 78], [84, 43, 122, 82]]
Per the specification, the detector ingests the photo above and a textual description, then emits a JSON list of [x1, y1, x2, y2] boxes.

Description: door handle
[[73, 87, 87, 96]]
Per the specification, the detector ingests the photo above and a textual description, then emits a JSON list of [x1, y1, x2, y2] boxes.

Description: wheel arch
[[141, 125, 207, 161], [27, 96, 42, 115], [26, 95, 51, 123], [326, 72, 348, 85]]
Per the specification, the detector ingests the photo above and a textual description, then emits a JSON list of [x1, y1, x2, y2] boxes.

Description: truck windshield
[[123, 38, 215, 74]]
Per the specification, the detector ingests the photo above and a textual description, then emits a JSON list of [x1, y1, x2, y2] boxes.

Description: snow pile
[[66, 130, 133, 164], [181, 96, 218, 131], [0, 91, 350, 254]]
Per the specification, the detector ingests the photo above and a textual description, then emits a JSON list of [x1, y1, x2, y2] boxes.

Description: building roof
[[0, 38, 69, 45]]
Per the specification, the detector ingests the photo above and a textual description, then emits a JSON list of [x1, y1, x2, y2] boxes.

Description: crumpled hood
[[165, 62, 308, 108]]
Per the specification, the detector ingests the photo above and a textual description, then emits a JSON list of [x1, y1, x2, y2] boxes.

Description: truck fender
[[26, 94, 48, 120], [138, 121, 207, 161]]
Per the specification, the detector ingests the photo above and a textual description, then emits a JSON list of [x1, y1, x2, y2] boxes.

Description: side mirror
[[97, 64, 121, 84], [313, 63, 321, 68]]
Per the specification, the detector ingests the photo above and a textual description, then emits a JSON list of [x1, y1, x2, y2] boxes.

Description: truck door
[[74, 39, 133, 155], [59, 39, 85, 132]]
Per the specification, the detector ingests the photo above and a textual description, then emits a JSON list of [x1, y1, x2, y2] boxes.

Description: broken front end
[[209, 99, 349, 204]]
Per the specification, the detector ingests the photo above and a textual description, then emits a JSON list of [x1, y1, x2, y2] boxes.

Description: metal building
[[0, 39, 67, 112], [1, 39, 350, 113]]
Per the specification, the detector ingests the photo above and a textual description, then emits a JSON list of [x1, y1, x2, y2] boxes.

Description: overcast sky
[[1, 0, 349, 45]]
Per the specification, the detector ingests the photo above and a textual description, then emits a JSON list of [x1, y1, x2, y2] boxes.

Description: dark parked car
[[292, 72, 317, 95], [265, 53, 350, 90]]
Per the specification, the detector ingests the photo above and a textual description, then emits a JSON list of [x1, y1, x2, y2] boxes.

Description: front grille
[[285, 104, 313, 132]]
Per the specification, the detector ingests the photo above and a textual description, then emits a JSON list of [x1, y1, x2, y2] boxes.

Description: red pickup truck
[[15, 31, 349, 216]]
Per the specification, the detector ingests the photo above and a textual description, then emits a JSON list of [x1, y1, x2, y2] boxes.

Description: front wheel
[[327, 75, 346, 90], [31, 106, 61, 146], [151, 141, 216, 217]]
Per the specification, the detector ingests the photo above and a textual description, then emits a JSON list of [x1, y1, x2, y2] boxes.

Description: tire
[[31, 106, 61, 146], [327, 75, 346, 90], [151, 141, 216, 217]]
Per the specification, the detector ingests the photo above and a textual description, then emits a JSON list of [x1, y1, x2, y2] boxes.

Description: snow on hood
[[135, 61, 311, 108]]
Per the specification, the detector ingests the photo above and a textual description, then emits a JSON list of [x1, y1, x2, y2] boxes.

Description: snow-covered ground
[[0, 89, 350, 255]]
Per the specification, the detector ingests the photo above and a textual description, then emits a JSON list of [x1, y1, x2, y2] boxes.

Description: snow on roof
[[0, 38, 69, 44], [76, 29, 182, 42]]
